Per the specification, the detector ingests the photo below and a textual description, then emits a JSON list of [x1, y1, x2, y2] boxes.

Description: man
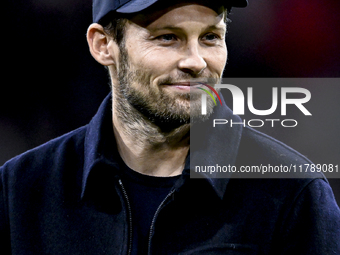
[[0, 0, 339, 254]]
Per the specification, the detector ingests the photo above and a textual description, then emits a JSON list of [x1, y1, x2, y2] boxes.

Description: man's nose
[[177, 42, 207, 76]]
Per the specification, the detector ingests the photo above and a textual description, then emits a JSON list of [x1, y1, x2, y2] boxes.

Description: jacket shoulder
[[235, 126, 325, 180], [239, 126, 312, 164], [0, 125, 87, 178]]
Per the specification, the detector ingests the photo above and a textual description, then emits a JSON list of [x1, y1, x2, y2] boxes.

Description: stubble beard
[[113, 43, 219, 137]]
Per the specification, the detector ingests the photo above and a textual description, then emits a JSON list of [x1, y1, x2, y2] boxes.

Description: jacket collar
[[82, 93, 121, 198], [81, 93, 243, 200], [188, 94, 243, 199]]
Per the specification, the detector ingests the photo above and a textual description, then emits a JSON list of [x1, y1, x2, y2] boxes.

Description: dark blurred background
[[2, 0, 340, 204]]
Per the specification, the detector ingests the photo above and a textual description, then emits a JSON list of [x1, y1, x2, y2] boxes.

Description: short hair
[[103, 16, 128, 47]]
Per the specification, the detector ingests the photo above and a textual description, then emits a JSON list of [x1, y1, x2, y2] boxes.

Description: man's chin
[[189, 98, 215, 124]]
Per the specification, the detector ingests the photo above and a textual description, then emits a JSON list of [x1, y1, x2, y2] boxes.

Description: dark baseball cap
[[93, 0, 248, 24]]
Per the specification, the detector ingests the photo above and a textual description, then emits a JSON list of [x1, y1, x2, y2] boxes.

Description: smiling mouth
[[162, 82, 206, 90]]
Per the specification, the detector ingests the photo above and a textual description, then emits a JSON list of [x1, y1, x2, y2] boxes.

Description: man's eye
[[158, 34, 177, 42], [203, 33, 220, 41]]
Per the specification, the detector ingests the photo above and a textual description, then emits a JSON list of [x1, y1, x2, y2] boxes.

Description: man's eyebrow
[[149, 24, 226, 33], [205, 25, 227, 33], [148, 26, 183, 32]]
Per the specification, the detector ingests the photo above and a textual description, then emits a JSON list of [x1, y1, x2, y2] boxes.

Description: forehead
[[129, 3, 226, 29]]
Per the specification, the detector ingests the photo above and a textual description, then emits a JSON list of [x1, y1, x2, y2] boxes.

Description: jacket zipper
[[147, 189, 176, 255], [118, 179, 133, 255]]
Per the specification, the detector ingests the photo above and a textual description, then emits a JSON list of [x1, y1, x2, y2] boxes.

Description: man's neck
[[112, 95, 190, 177]]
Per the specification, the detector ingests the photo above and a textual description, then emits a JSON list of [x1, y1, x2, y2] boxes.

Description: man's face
[[115, 4, 227, 126]]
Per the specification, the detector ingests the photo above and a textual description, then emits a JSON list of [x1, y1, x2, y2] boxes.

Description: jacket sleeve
[[0, 167, 12, 254], [277, 178, 340, 255]]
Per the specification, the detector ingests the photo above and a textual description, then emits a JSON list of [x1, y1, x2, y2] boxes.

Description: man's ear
[[86, 23, 118, 66]]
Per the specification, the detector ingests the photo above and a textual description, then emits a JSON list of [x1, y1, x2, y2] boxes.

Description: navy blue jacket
[[0, 94, 339, 254]]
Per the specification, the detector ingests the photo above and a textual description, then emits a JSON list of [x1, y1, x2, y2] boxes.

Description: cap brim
[[116, 0, 159, 13], [117, 0, 248, 13]]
